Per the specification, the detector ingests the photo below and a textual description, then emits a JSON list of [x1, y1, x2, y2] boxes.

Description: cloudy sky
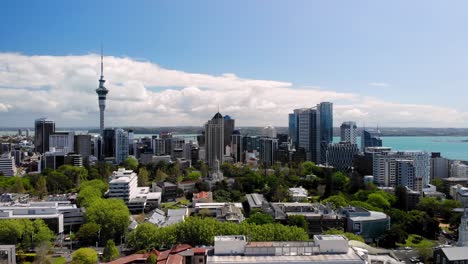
[[1, 1, 468, 127]]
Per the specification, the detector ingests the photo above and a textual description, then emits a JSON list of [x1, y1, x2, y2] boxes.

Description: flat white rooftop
[[215, 235, 246, 241], [207, 248, 364, 263]]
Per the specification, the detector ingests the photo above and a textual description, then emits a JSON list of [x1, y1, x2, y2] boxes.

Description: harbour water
[[334, 136, 468, 161]]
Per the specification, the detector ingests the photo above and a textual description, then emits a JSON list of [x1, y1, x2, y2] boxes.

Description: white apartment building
[[0, 153, 17, 176], [108, 168, 161, 213], [373, 150, 430, 191], [451, 161, 468, 178]]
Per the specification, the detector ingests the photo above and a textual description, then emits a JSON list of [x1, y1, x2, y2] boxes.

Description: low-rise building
[[216, 203, 244, 223], [340, 206, 390, 242], [192, 192, 213, 205], [147, 208, 189, 227], [208, 235, 365, 264], [434, 247, 468, 264], [263, 202, 345, 235], [0, 201, 84, 233], [245, 193, 267, 214], [288, 187, 308, 202], [178, 180, 197, 194], [156, 181, 178, 202]]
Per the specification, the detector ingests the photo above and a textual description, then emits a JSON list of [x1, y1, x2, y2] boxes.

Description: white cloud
[[0, 53, 467, 127]]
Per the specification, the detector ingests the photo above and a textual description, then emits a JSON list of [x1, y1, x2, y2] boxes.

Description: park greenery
[[0, 219, 55, 249], [126, 217, 309, 251]]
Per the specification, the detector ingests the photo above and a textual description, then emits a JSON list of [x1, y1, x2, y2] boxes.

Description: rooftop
[[215, 235, 246, 241], [441, 246, 468, 261]]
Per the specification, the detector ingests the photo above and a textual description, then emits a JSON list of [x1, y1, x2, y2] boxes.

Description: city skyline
[[1, 1, 468, 127]]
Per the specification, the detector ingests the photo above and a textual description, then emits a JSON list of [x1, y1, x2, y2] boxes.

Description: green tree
[[124, 157, 138, 171], [72, 248, 98, 264], [416, 197, 439, 217], [46, 171, 73, 193], [155, 170, 168, 182], [77, 186, 103, 208], [146, 253, 158, 264], [323, 195, 348, 208], [331, 172, 349, 191], [431, 178, 443, 191], [80, 179, 108, 195], [200, 163, 209, 178], [103, 239, 119, 261], [36, 176, 48, 199], [138, 168, 150, 187], [13, 176, 25, 193], [287, 215, 309, 232], [58, 165, 88, 187], [126, 223, 159, 251], [246, 213, 275, 225], [379, 225, 408, 248], [86, 198, 130, 242], [185, 171, 201, 181], [366, 193, 391, 209], [76, 223, 101, 246]]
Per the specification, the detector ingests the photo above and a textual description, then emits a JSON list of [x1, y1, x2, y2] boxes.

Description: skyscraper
[[318, 102, 333, 163], [115, 128, 129, 164], [288, 112, 299, 148], [259, 137, 278, 167], [223, 115, 235, 154], [34, 118, 55, 154], [231, 130, 243, 163], [297, 108, 320, 163], [103, 128, 116, 158], [205, 112, 224, 168], [95, 50, 109, 137], [361, 129, 383, 151], [340, 121, 358, 144]]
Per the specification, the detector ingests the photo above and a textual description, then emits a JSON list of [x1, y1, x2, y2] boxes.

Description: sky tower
[[95, 49, 109, 136]]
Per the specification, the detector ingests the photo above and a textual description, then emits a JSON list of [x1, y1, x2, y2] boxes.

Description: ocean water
[[334, 136, 468, 161]]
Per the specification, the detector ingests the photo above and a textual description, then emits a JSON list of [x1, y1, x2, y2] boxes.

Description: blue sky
[[0, 0, 467, 127]]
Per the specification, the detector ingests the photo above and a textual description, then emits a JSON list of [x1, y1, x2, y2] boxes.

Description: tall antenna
[[100, 43, 104, 78]]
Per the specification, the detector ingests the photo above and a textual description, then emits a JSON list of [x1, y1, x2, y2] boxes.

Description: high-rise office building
[[288, 112, 299, 148], [259, 137, 278, 167], [340, 121, 357, 144], [49, 132, 75, 153], [74, 135, 92, 164], [430, 152, 449, 179], [34, 118, 55, 154], [223, 115, 235, 154], [318, 102, 333, 164], [326, 142, 359, 172], [231, 130, 243, 163], [95, 50, 109, 137], [115, 128, 129, 164], [103, 128, 116, 158], [205, 112, 224, 168], [297, 108, 320, 163], [361, 129, 382, 151]]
